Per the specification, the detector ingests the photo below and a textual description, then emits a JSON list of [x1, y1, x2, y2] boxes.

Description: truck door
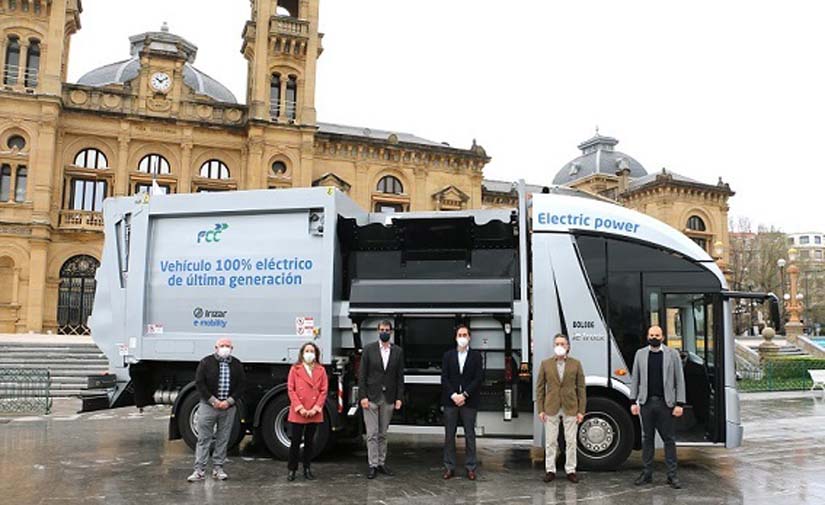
[[661, 293, 724, 444]]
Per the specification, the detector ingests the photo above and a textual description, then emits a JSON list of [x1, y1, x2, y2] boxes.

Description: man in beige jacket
[[536, 334, 586, 483]]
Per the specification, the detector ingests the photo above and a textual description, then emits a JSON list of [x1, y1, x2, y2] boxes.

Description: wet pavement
[[2, 393, 825, 505]]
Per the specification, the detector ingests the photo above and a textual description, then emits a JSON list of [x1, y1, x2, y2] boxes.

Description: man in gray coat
[[629, 325, 686, 489]]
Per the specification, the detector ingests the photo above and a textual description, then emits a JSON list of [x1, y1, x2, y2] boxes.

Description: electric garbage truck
[[85, 183, 774, 469]]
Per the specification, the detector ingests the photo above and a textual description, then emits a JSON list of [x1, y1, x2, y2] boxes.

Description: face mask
[[456, 337, 469, 349], [217, 346, 231, 358], [379, 331, 391, 343], [554, 345, 567, 357], [648, 338, 662, 348], [303, 352, 315, 363]]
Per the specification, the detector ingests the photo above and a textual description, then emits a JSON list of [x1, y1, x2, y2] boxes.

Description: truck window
[[575, 234, 721, 370]]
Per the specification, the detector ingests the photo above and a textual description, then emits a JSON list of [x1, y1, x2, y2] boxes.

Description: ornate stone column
[[179, 142, 193, 193], [25, 233, 49, 332], [11, 267, 20, 305], [115, 135, 130, 196]]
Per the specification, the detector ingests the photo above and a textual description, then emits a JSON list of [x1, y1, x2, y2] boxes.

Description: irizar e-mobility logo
[[197, 223, 229, 244]]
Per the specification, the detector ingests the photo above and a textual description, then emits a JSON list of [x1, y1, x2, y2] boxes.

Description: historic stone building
[[0, 0, 489, 334], [551, 132, 734, 261], [0, 1, 734, 335]]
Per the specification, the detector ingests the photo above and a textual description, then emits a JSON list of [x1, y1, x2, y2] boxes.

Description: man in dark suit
[[441, 324, 483, 481], [358, 320, 405, 479]]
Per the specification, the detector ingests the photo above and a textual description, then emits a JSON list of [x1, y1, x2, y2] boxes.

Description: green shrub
[[763, 357, 825, 380]]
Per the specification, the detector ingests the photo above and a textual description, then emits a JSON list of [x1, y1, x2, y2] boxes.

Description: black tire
[[576, 396, 634, 470], [177, 392, 244, 451], [259, 393, 330, 460]]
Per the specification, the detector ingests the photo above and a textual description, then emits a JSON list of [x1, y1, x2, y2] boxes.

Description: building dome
[[76, 24, 237, 104], [553, 133, 647, 185]]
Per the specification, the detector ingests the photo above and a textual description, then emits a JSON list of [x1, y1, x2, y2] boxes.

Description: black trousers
[[640, 397, 677, 478], [288, 422, 317, 471], [443, 405, 478, 471]]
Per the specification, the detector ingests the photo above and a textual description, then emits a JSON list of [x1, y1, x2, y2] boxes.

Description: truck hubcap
[[578, 415, 617, 456]]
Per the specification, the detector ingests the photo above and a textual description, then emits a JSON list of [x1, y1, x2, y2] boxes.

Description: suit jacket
[[441, 348, 483, 409], [287, 363, 329, 424], [630, 345, 686, 408], [358, 342, 405, 403], [195, 354, 246, 407], [535, 356, 586, 416]]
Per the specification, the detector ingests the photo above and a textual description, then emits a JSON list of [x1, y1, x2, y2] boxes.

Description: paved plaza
[[1, 392, 824, 504]]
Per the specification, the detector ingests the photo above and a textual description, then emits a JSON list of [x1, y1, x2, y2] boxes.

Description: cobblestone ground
[[1, 393, 824, 505]]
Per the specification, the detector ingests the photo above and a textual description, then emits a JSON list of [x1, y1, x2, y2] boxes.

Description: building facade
[[0, 0, 489, 334], [0, 1, 736, 335], [788, 232, 825, 263], [551, 132, 734, 263]]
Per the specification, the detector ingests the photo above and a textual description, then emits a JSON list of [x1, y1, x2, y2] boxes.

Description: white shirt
[[457, 348, 468, 374], [556, 358, 565, 381], [303, 363, 313, 378], [380, 343, 391, 370]]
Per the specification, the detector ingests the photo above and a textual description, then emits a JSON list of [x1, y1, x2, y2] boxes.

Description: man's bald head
[[215, 338, 233, 349], [647, 326, 663, 338]]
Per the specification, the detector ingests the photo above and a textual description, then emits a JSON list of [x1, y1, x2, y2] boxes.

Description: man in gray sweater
[[629, 325, 686, 489]]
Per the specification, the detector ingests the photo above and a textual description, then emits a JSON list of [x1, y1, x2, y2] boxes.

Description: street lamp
[[784, 248, 804, 341], [777, 258, 786, 332]]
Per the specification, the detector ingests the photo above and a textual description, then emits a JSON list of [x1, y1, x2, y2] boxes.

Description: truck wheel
[[259, 393, 330, 460], [576, 397, 634, 470], [178, 392, 244, 451]]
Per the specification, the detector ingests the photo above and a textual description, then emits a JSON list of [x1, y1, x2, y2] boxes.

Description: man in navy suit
[[441, 324, 483, 480]]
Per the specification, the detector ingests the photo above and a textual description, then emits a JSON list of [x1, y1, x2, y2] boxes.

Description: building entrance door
[[57, 255, 99, 335]]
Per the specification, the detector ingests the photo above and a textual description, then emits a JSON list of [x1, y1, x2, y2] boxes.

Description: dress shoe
[[667, 477, 682, 489], [566, 473, 579, 484], [304, 467, 316, 480], [378, 465, 394, 476], [367, 466, 377, 479], [543, 472, 556, 483], [634, 472, 652, 486], [287, 470, 296, 482], [467, 470, 477, 481], [443, 469, 455, 480]]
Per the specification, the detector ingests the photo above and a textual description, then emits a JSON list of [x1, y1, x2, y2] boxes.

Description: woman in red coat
[[286, 342, 328, 481]]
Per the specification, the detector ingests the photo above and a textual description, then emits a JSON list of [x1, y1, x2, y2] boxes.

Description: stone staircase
[[0, 341, 109, 398]]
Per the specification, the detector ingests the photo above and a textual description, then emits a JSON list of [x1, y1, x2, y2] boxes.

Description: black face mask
[[379, 331, 391, 343], [648, 338, 662, 348]]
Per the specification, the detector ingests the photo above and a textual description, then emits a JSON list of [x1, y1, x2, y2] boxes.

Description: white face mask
[[456, 337, 470, 349], [303, 352, 316, 364], [554, 345, 567, 357], [217, 346, 231, 358]]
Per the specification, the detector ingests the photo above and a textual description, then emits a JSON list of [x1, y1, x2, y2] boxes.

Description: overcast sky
[[68, 0, 823, 234]]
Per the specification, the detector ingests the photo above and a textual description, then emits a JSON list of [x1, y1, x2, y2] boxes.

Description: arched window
[[7, 135, 26, 150], [3, 36, 20, 85], [138, 154, 170, 174], [57, 255, 100, 335], [271, 160, 287, 175], [270, 73, 281, 118], [686, 215, 706, 232], [277, 0, 298, 17], [24, 39, 40, 88], [285, 75, 297, 121], [74, 148, 108, 169], [199, 159, 230, 179], [376, 175, 403, 194]]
